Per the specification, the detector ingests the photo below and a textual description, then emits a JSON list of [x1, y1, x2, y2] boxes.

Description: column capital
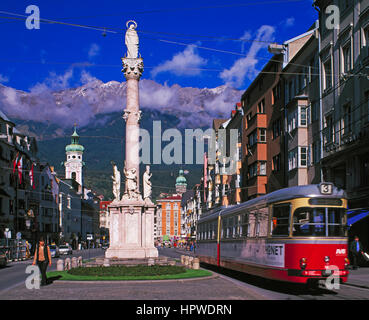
[[122, 57, 144, 80]]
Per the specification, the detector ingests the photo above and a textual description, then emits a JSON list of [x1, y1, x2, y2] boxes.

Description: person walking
[[32, 237, 52, 286], [349, 236, 364, 270]]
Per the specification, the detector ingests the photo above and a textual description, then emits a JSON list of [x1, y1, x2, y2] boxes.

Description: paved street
[[1, 247, 369, 300], [0, 248, 104, 293]]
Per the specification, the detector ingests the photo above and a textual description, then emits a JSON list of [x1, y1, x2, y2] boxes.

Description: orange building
[[156, 195, 182, 241]]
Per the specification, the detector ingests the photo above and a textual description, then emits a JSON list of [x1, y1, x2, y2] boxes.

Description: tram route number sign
[[320, 183, 333, 195]]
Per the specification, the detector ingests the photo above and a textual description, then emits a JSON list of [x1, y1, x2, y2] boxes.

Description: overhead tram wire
[[0, 9, 357, 75]]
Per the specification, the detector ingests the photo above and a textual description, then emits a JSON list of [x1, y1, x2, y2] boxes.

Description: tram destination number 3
[[320, 183, 333, 195]]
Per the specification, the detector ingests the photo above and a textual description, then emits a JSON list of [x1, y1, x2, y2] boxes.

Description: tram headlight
[[300, 258, 307, 269], [324, 256, 330, 263]]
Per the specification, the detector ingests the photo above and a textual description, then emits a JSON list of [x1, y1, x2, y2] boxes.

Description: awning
[[347, 208, 369, 227]]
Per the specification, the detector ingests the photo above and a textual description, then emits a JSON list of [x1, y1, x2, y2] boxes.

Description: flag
[[12, 152, 19, 174], [29, 163, 35, 189], [17, 156, 23, 184]]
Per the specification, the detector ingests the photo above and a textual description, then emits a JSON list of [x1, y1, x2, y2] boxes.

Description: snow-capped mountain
[[0, 79, 242, 139]]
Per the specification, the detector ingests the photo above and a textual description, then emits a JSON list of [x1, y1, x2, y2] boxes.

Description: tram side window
[[227, 217, 233, 238], [271, 205, 290, 236], [222, 218, 228, 239], [241, 213, 250, 237], [258, 207, 269, 237]]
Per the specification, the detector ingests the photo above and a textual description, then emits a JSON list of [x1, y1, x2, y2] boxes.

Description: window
[[364, 25, 369, 56], [259, 161, 267, 175], [287, 108, 298, 132], [323, 58, 332, 90], [248, 130, 257, 147], [300, 147, 308, 167], [248, 162, 258, 178], [272, 154, 281, 172], [272, 119, 281, 139], [271, 204, 290, 236], [342, 42, 352, 74], [288, 148, 298, 171], [342, 103, 352, 135], [299, 106, 308, 126], [292, 207, 346, 237], [240, 213, 250, 237], [324, 114, 334, 144], [272, 83, 281, 104], [259, 128, 266, 142], [246, 112, 252, 127], [258, 99, 265, 114]]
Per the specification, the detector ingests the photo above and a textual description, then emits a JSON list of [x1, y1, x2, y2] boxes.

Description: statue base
[[105, 200, 158, 259]]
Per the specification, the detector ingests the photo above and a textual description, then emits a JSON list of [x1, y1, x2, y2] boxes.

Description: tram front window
[[293, 207, 346, 237]]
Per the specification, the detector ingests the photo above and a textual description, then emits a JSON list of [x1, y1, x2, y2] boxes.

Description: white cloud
[[220, 25, 275, 88], [88, 43, 100, 59], [151, 45, 207, 77], [0, 74, 9, 83], [284, 17, 295, 27], [30, 68, 74, 93], [80, 70, 99, 84]]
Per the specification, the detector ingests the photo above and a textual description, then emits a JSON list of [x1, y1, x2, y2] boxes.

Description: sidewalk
[[345, 267, 369, 289]]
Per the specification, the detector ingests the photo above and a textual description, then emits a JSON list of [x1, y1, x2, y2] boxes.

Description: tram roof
[[199, 184, 346, 222]]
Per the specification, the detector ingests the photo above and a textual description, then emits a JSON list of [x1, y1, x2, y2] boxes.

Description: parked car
[[58, 244, 73, 255], [49, 245, 59, 258], [0, 248, 8, 267]]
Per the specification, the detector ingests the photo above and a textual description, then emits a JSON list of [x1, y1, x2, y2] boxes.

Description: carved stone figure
[[125, 20, 139, 59], [111, 161, 121, 201], [143, 165, 152, 201], [124, 166, 138, 199]]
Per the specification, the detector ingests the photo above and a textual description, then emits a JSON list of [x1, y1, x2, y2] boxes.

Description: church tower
[[64, 126, 85, 186], [175, 169, 187, 195]]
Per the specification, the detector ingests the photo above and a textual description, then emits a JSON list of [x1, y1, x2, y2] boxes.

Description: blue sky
[[0, 0, 318, 92]]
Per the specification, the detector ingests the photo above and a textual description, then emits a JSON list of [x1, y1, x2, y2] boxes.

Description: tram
[[196, 183, 349, 285]]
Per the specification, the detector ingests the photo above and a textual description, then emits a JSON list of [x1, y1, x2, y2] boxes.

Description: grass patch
[[47, 266, 212, 281]]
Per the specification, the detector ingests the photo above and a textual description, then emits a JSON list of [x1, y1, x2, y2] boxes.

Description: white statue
[[143, 165, 152, 201], [125, 20, 139, 59], [111, 161, 121, 201], [124, 166, 138, 199]]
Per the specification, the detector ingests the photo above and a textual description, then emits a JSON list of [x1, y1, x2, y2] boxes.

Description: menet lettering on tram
[[265, 245, 283, 256]]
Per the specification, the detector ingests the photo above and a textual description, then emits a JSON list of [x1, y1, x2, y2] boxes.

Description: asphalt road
[[1, 247, 369, 300], [0, 248, 104, 293], [163, 247, 369, 300]]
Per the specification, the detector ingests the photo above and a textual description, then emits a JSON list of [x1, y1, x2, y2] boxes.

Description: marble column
[[105, 21, 157, 259]]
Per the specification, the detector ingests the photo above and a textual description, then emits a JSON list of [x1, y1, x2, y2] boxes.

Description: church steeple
[[64, 125, 84, 186]]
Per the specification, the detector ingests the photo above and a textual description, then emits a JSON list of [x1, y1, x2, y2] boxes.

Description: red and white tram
[[196, 183, 349, 286]]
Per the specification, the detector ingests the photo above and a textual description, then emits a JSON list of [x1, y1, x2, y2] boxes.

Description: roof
[[158, 195, 182, 201], [212, 119, 227, 131], [0, 109, 15, 125]]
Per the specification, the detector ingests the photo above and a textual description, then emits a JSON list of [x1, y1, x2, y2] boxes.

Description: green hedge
[[68, 265, 186, 277]]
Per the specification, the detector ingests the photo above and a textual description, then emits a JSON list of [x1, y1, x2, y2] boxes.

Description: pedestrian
[[349, 236, 364, 270], [32, 237, 52, 286]]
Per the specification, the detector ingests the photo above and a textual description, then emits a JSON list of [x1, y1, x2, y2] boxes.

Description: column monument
[[105, 20, 158, 259]]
